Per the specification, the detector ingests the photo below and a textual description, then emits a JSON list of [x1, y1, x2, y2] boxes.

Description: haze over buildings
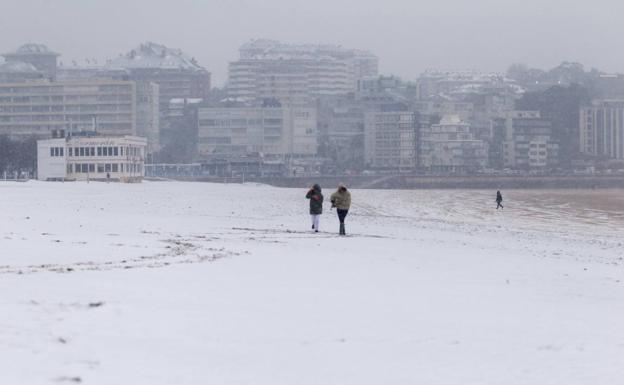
[[2, 0, 624, 85], [2, 1, 624, 178]]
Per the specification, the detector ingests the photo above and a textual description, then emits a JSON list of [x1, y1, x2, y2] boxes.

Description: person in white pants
[[305, 184, 324, 232], [311, 214, 320, 232]]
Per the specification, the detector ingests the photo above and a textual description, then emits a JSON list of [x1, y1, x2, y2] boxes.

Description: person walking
[[496, 190, 504, 209], [330, 184, 351, 235], [306, 184, 323, 232]]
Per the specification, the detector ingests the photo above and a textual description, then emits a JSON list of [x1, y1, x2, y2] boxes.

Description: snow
[[1, 181, 623, 384], [106, 42, 203, 71]]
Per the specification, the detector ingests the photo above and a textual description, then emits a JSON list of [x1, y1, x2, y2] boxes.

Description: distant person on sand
[[496, 190, 504, 209], [330, 184, 351, 236], [306, 184, 324, 232]]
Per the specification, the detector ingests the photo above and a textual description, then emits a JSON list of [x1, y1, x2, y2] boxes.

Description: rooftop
[[5, 43, 59, 56], [239, 39, 377, 61], [0, 60, 40, 73], [107, 42, 206, 71]]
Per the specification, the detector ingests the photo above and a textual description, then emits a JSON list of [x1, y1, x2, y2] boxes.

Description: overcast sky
[[1, 0, 622, 86]]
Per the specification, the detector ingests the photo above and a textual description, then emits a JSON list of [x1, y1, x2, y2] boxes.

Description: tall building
[[197, 105, 317, 160], [492, 111, 559, 169], [228, 39, 378, 106], [2, 43, 59, 80], [580, 100, 624, 159], [106, 42, 211, 112], [0, 80, 137, 139], [135, 82, 160, 153], [364, 111, 418, 170], [419, 115, 488, 172]]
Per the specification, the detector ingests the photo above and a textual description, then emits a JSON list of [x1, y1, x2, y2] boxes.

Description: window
[[50, 148, 54, 157], [90, 147, 95, 156], [97, 164, 104, 173], [105, 164, 111, 172], [79, 147, 85, 157], [103, 147, 108, 156], [113, 147, 119, 156], [88, 164, 95, 173], [60, 148, 64, 157], [69, 148, 73, 157], [97, 147, 102, 156], [112, 164, 118, 172]]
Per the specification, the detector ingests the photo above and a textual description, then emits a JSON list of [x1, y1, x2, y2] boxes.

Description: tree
[[516, 84, 590, 167]]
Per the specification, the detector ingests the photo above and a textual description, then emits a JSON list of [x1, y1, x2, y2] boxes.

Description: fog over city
[[2, 0, 624, 84], [2, 2, 624, 385]]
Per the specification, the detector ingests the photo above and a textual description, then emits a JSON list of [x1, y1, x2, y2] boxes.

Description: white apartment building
[[580, 100, 624, 159], [197, 106, 317, 159], [0, 80, 136, 138], [364, 111, 417, 170], [228, 39, 378, 106], [419, 115, 488, 171], [0, 80, 160, 152], [37, 134, 147, 181]]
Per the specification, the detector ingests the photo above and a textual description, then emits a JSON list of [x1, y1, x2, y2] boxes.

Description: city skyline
[[2, 0, 624, 86]]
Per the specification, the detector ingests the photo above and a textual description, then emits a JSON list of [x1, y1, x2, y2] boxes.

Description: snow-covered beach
[[1, 181, 623, 384]]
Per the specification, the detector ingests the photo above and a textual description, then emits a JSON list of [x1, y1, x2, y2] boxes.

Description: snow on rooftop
[[0, 60, 39, 73], [7, 43, 59, 56], [106, 42, 205, 71], [239, 39, 377, 61], [438, 114, 465, 125]]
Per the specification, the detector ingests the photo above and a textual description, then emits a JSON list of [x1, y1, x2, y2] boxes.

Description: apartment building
[[0, 80, 137, 139], [419, 115, 488, 172], [197, 105, 317, 160], [580, 100, 624, 159], [364, 111, 418, 170], [493, 111, 559, 169], [106, 42, 211, 112], [228, 39, 378, 106]]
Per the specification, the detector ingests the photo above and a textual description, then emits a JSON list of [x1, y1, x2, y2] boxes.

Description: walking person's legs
[[311, 214, 316, 229], [312, 215, 320, 232], [337, 209, 348, 235]]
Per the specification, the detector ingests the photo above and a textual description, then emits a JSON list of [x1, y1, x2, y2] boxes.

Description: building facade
[[37, 134, 147, 181], [580, 100, 624, 159], [197, 105, 317, 160], [228, 39, 378, 106], [0, 80, 138, 139], [364, 111, 418, 170], [419, 115, 488, 172], [135, 81, 160, 153], [494, 111, 559, 169], [106, 42, 211, 112]]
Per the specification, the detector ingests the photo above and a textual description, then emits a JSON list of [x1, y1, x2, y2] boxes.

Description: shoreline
[[146, 174, 624, 190]]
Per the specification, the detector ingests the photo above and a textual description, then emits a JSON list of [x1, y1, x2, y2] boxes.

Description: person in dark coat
[[330, 184, 351, 235], [306, 184, 323, 232], [496, 190, 504, 209]]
